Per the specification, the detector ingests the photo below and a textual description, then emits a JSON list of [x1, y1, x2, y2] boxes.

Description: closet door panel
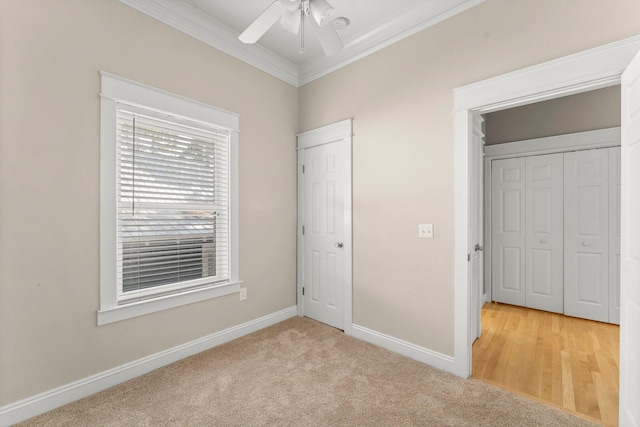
[[525, 154, 564, 313], [609, 146, 621, 325], [564, 149, 609, 322], [491, 158, 526, 306]]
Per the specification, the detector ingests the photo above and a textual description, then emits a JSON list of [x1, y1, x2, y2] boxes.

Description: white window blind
[[115, 102, 230, 304]]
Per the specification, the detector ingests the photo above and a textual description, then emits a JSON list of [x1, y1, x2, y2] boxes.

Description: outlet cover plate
[[419, 224, 434, 238]]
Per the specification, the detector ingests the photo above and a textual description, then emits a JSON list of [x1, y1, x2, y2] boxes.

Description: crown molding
[[120, 0, 484, 87], [297, 0, 485, 85], [119, 0, 299, 86]]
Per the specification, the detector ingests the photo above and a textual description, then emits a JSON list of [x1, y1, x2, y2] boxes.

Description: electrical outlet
[[239, 288, 247, 300], [419, 224, 434, 238]]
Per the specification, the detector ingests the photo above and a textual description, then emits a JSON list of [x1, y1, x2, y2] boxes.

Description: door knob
[[540, 239, 547, 244], [335, 242, 343, 248], [475, 244, 484, 252], [582, 242, 590, 246]]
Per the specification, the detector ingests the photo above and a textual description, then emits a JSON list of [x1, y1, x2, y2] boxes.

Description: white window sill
[[97, 281, 242, 326]]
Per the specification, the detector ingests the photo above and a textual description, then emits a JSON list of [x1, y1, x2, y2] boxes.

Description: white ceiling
[[120, 0, 484, 86]]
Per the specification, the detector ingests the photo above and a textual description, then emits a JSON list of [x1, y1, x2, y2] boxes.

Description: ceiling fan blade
[[280, 10, 300, 34], [310, 0, 334, 27], [309, 17, 343, 56], [239, 1, 286, 44], [279, 0, 300, 12]]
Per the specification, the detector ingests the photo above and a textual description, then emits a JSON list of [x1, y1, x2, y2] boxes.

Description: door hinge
[[468, 253, 471, 261], [302, 225, 305, 235], [302, 165, 305, 173], [302, 287, 305, 296]]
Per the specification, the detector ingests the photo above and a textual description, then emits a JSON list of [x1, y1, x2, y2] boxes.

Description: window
[[99, 73, 240, 325]]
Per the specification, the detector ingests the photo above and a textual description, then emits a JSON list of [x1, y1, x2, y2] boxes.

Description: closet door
[[525, 154, 564, 313], [491, 158, 526, 306], [609, 146, 621, 325], [564, 149, 609, 322]]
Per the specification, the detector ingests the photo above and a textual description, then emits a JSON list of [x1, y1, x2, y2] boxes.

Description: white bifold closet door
[[563, 149, 610, 323], [492, 147, 620, 323], [491, 154, 564, 313], [491, 157, 526, 307], [525, 153, 564, 314]]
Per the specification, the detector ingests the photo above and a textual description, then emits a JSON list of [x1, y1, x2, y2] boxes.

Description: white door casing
[[619, 48, 640, 427], [563, 149, 610, 322], [525, 153, 564, 314], [609, 146, 621, 325], [491, 157, 526, 306], [297, 119, 353, 334], [469, 114, 484, 343]]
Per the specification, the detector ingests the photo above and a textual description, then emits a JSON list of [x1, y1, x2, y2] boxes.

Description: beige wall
[[0, 0, 298, 405], [3, 0, 640, 409], [485, 85, 621, 144], [299, 0, 640, 355]]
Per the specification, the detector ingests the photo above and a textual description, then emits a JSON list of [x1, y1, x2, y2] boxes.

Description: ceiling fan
[[239, 0, 343, 56]]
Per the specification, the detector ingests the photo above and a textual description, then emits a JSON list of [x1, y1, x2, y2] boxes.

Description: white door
[[609, 146, 621, 325], [297, 120, 352, 332], [525, 154, 564, 314], [469, 114, 484, 342], [564, 149, 609, 322], [619, 49, 640, 427], [491, 157, 526, 306]]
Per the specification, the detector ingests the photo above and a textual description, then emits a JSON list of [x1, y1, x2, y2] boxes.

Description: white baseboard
[[0, 306, 297, 427], [351, 324, 456, 375]]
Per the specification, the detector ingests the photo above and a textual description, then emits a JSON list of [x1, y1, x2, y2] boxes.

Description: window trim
[[98, 72, 240, 326]]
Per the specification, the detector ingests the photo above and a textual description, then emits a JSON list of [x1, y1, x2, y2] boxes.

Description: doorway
[[454, 34, 640, 427], [478, 126, 623, 427], [452, 34, 640, 379], [296, 119, 353, 334]]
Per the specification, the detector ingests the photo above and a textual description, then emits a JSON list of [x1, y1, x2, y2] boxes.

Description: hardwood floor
[[472, 302, 620, 426]]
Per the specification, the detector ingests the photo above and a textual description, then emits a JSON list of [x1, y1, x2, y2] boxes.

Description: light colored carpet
[[19, 316, 599, 426]]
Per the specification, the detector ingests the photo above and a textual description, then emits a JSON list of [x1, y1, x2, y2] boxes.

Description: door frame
[[452, 34, 640, 378], [296, 119, 353, 335], [469, 114, 485, 343]]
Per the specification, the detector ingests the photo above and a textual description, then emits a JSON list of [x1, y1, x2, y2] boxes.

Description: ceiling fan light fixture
[[239, 0, 343, 57], [332, 16, 349, 30], [311, 0, 334, 27]]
